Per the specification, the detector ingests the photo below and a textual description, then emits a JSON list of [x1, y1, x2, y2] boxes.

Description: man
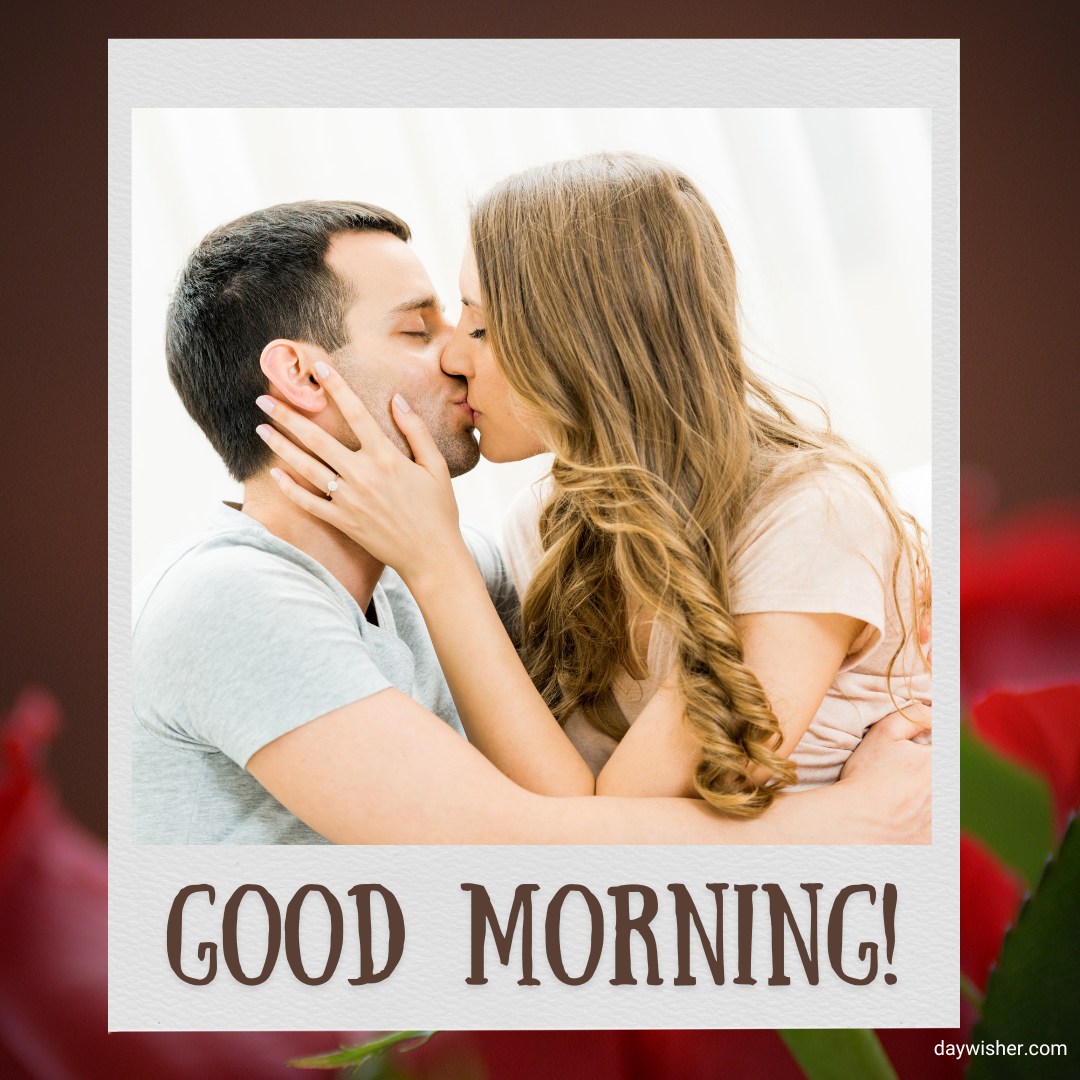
[[133, 200, 929, 844]]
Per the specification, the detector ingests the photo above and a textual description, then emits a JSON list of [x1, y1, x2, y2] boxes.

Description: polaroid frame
[[109, 39, 958, 1031]]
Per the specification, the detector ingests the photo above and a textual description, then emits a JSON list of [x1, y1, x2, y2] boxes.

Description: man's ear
[[259, 339, 330, 414]]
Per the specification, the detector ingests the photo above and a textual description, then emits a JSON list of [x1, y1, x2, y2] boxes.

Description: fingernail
[[393, 393, 411, 413], [256, 396, 276, 414], [270, 468, 283, 482], [315, 361, 330, 378], [255, 424, 272, 441]]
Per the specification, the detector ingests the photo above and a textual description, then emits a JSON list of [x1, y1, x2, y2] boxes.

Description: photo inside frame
[[131, 105, 932, 846]]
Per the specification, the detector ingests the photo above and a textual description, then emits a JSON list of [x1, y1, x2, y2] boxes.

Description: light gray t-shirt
[[132, 504, 517, 844]]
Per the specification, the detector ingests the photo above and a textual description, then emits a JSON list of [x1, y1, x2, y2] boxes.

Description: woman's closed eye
[[469, 328, 487, 341]]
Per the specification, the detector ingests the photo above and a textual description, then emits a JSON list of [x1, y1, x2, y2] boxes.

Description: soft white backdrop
[[132, 107, 931, 580]]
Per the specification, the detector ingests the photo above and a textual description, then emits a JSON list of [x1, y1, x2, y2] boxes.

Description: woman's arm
[[256, 365, 595, 797], [408, 539, 597, 795], [596, 610, 863, 797]]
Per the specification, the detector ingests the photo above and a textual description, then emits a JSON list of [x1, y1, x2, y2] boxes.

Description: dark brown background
[[4, 9, 1077, 839]]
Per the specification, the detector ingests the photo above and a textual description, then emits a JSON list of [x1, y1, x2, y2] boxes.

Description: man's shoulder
[[133, 510, 348, 641]]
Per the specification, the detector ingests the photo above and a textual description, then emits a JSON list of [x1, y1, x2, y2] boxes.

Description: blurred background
[[132, 107, 931, 578], [4, 18, 1078, 1080]]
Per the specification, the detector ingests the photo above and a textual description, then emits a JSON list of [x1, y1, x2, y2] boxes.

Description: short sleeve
[[133, 544, 393, 767], [732, 470, 897, 657], [461, 525, 521, 642]]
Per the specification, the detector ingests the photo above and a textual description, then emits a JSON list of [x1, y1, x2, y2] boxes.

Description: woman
[[259, 152, 931, 819]]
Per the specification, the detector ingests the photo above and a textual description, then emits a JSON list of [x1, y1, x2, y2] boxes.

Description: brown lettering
[[546, 885, 604, 986], [733, 884, 758, 985], [608, 885, 662, 986], [763, 883, 822, 986], [828, 884, 879, 985], [668, 883, 727, 986], [166, 884, 217, 985], [348, 885, 405, 985], [284, 884, 343, 986], [461, 883, 541, 986], [221, 884, 280, 986]]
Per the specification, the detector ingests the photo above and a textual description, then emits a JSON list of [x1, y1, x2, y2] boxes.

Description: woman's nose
[[440, 325, 473, 378]]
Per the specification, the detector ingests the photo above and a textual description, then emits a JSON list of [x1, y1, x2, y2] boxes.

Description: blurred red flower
[[969, 685, 1080, 832], [948, 499, 1080, 1054], [0, 687, 361, 1079], [961, 505, 1080, 704], [408, 1027, 809, 1080]]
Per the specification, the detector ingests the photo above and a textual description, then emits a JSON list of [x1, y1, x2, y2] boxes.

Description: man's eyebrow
[[387, 295, 445, 316]]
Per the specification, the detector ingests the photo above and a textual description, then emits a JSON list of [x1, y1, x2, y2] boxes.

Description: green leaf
[[970, 817, 1080, 1080], [289, 1030, 438, 1071], [961, 723, 1055, 887], [779, 1030, 898, 1080]]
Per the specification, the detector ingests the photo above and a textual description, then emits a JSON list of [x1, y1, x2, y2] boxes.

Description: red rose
[[0, 688, 360, 1078], [969, 685, 1080, 831], [961, 506, 1080, 704]]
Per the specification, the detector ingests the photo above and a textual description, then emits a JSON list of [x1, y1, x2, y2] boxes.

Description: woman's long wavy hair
[[470, 152, 930, 817]]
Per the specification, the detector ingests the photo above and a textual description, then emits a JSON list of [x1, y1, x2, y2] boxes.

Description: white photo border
[[109, 39, 958, 1031]]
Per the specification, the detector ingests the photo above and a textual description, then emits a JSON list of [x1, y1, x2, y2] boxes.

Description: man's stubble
[[331, 349, 481, 479]]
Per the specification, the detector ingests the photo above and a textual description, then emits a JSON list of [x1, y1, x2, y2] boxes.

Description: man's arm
[[247, 690, 930, 845]]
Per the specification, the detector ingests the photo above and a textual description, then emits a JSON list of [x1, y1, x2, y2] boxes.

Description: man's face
[[323, 231, 480, 477]]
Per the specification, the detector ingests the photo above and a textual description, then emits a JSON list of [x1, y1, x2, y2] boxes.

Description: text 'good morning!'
[[166, 880, 902, 990]]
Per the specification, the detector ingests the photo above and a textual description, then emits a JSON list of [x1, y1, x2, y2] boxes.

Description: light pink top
[[502, 466, 931, 790]]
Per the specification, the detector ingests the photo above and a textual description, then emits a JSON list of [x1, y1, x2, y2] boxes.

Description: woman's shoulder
[[732, 461, 900, 621], [742, 462, 893, 551]]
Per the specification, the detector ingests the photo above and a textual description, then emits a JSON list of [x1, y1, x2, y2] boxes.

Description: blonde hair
[[471, 152, 929, 817]]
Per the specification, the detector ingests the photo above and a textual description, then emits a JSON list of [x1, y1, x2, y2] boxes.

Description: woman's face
[[441, 244, 545, 463]]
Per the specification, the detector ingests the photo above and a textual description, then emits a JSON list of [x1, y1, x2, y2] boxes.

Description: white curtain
[[131, 108, 931, 580]]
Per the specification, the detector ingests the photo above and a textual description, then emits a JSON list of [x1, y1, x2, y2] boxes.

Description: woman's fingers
[[256, 395, 354, 475], [256, 425, 339, 496], [313, 361, 385, 448], [269, 467, 342, 527], [391, 394, 449, 476]]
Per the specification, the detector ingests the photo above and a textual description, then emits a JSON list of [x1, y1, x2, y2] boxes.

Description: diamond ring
[[326, 477, 339, 496]]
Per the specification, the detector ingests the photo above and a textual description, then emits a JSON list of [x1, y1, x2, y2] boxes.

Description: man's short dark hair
[[166, 200, 410, 481]]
